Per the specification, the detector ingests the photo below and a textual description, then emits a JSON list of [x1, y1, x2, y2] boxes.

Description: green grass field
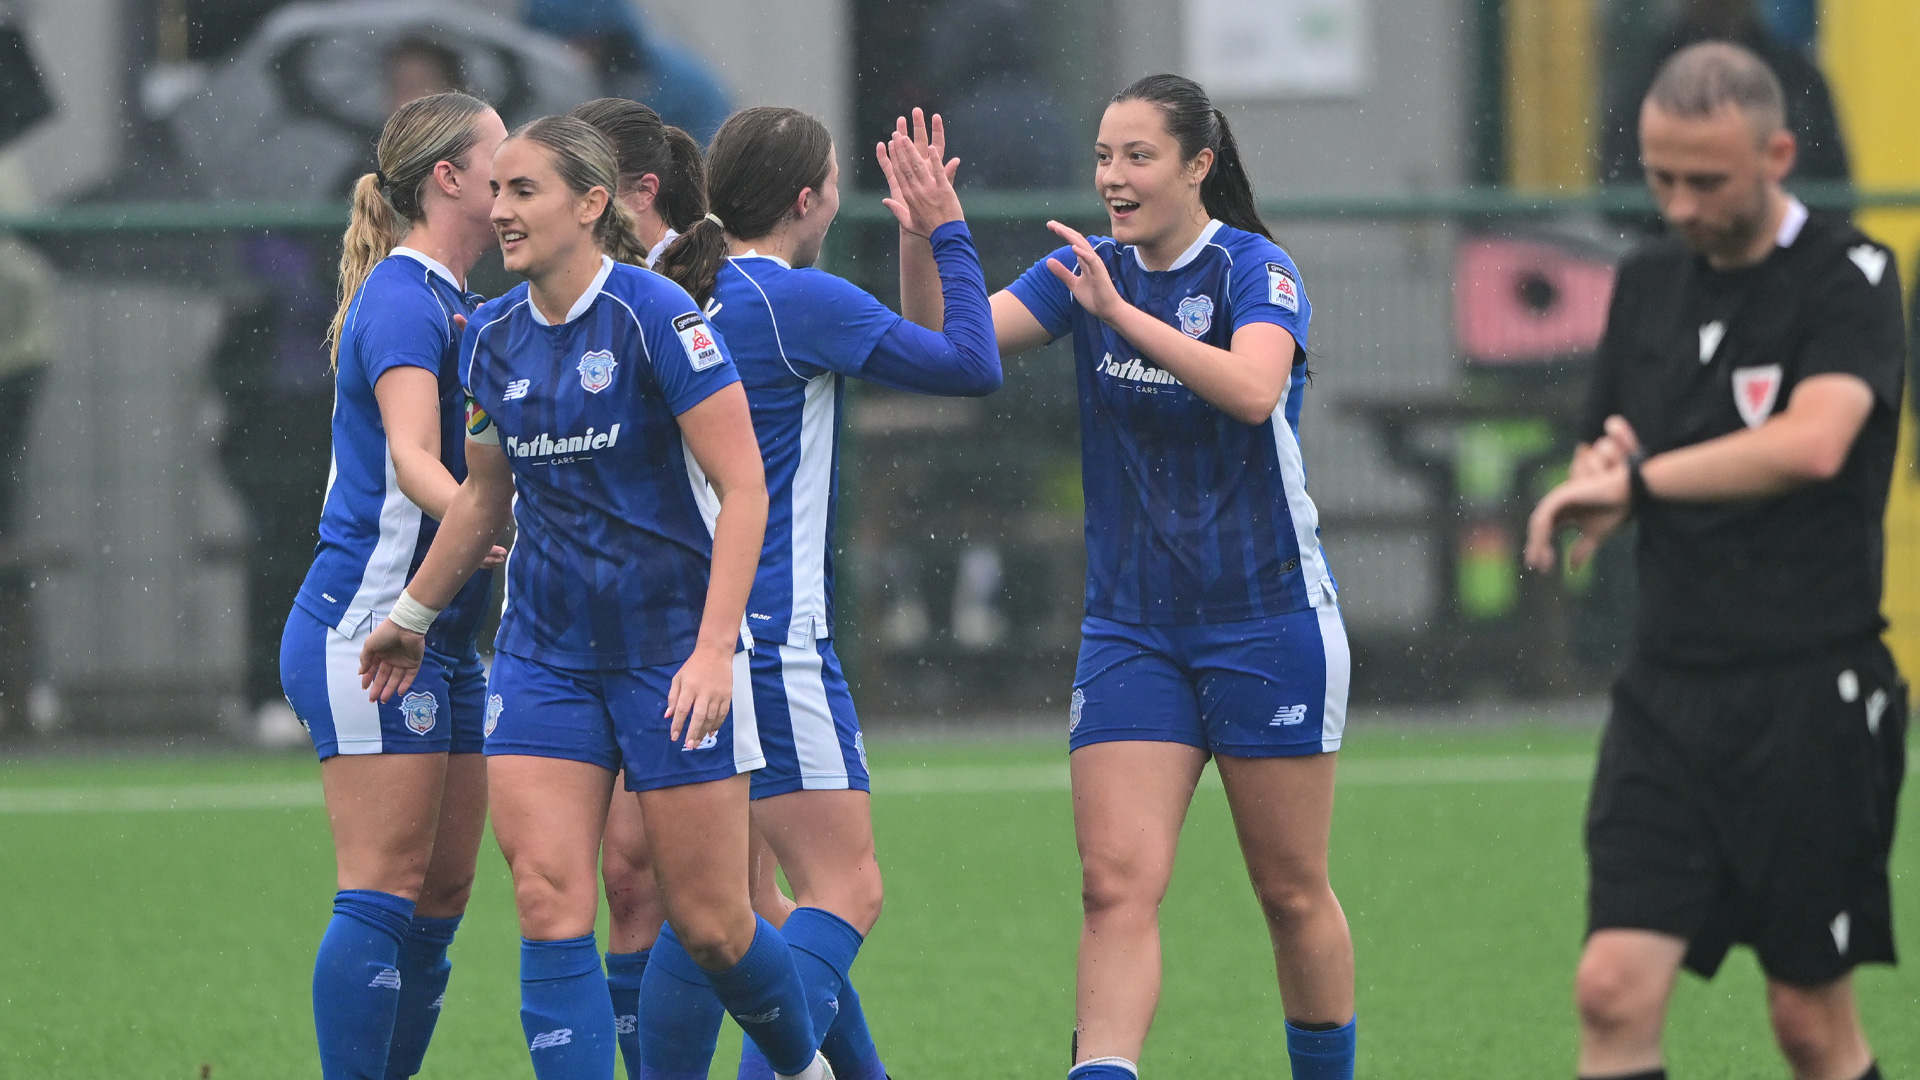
[[1, 722, 1914, 1078]]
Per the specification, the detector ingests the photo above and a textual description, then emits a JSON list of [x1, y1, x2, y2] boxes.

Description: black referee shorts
[[1586, 639, 1908, 986]]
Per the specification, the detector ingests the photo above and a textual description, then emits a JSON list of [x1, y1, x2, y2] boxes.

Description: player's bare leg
[[1216, 752, 1354, 1025], [415, 752, 487, 917], [1070, 739, 1209, 1064], [637, 774, 759, 967], [1574, 929, 1686, 1076], [604, 775, 667, 952], [753, 789, 883, 934], [1766, 976, 1873, 1080], [320, 751, 450, 900], [489, 755, 615, 939], [748, 824, 799, 926]]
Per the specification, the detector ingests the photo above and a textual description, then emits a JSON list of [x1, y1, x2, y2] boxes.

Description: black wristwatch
[[1626, 451, 1652, 511]]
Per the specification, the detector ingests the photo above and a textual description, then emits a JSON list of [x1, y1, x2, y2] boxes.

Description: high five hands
[[1524, 415, 1642, 572], [876, 108, 964, 238]]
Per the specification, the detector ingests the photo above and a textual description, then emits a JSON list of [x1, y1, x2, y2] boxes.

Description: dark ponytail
[[568, 97, 711, 238], [1112, 74, 1271, 240], [657, 106, 832, 305]]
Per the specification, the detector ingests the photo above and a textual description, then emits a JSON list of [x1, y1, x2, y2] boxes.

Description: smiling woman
[[356, 115, 835, 1080]]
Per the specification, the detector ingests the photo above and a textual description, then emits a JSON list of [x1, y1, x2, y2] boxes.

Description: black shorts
[[1586, 639, 1908, 986]]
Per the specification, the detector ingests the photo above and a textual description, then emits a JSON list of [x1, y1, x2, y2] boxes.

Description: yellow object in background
[[1505, 0, 1597, 191], [1821, 1, 1920, 695]]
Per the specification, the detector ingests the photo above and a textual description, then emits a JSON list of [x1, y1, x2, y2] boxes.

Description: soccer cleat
[[777, 1051, 835, 1080]]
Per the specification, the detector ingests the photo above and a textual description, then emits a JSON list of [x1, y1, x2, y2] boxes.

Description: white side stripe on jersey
[[339, 445, 425, 632], [788, 375, 836, 646], [1268, 380, 1335, 607]]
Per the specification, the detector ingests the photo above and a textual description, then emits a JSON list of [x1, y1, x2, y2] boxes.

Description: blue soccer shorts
[[482, 648, 765, 792], [745, 638, 868, 799], [280, 604, 488, 759], [1069, 605, 1350, 757]]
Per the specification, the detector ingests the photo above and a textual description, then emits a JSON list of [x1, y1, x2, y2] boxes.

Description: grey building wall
[[0, 0, 124, 204]]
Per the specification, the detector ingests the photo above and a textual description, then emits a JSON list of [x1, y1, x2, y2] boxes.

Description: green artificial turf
[[0, 722, 1913, 1078]]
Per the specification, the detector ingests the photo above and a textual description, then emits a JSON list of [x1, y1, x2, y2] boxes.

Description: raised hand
[[359, 618, 426, 703], [1525, 462, 1631, 572], [1043, 219, 1128, 323], [877, 108, 961, 237]]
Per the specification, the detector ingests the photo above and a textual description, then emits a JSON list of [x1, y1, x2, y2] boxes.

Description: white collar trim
[[530, 255, 616, 326], [736, 248, 791, 269], [1133, 219, 1224, 273], [390, 246, 461, 289], [1776, 196, 1809, 248], [647, 229, 679, 268]]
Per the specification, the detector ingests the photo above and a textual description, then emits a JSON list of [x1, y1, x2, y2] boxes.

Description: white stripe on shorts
[[1317, 605, 1350, 753], [780, 643, 849, 789], [730, 650, 766, 772], [324, 623, 385, 754]]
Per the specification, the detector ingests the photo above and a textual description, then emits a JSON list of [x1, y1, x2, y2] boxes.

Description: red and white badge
[[1731, 364, 1783, 429]]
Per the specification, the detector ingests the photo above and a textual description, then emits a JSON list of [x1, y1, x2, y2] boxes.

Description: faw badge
[[1731, 364, 1783, 429], [577, 349, 618, 393], [400, 691, 440, 735], [674, 312, 725, 372], [1176, 295, 1214, 338]]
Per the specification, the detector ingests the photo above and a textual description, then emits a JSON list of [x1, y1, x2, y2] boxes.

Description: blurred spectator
[[384, 35, 466, 115], [1600, 0, 1848, 187], [920, 0, 1074, 190], [523, 0, 730, 141]]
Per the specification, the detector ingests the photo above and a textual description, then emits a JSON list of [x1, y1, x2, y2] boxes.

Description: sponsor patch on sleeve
[[673, 312, 725, 372], [1266, 261, 1300, 313], [465, 395, 499, 445]]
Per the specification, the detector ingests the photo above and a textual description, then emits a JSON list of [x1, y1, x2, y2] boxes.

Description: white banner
[[1183, 0, 1372, 99]]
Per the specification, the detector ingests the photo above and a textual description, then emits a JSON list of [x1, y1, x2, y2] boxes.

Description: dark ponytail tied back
[[657, 106, 832, 306], [1112, 74, 1271, 240]]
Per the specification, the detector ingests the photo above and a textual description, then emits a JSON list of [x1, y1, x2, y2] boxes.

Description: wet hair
[[657, 106, 832, 305], [569, 97, 709, 235], [329, 91, 490, 367], [1111, 74, 1270, 240], [1646, 40, 1787, 137], [507, 115, 653, 268]]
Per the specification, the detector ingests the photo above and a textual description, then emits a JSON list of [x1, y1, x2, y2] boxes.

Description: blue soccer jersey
[[294, 248, 492, 651], [1006, 220, 1333, 624], [462, 256, 743, 669], [707, 254, 898, 648]]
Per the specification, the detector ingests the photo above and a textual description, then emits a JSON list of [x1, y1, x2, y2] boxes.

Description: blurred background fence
[[0, 182, 1916, 739]]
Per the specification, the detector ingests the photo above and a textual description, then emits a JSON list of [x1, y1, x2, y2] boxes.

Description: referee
[[1526, 42, 1907, 1080]]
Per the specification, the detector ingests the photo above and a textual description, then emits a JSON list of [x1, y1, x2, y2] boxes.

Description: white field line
[[0, 754, 1594, 813]]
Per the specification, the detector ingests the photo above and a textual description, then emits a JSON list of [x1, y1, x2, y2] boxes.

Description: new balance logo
[[368, 968, 402, 990], [737, 1008, 781, 1025], [614, 1013, 637, 1035], [529, 1028, 573, 1051], [1270, 704, 1309, 727], [504, 378, 531, 401], [429, 993, 444, 1010]]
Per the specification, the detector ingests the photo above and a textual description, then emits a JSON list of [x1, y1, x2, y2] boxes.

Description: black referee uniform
[[1583, 198, 1909, 986]]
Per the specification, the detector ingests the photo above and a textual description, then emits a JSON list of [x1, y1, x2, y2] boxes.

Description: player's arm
[[373, 367, 457, 519], [1042, 219, 1292, 425], [670, 382, 769, 749], [1632, 373, 1874, 498], [358, 438, 516, 701]]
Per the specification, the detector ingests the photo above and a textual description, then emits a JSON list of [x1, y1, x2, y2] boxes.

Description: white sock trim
[[774, 1051, 828, 1080], [1073, 1058, 1139, 1078]]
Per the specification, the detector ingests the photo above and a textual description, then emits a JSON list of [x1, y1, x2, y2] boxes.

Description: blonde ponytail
[[326, 91, 492, 368]]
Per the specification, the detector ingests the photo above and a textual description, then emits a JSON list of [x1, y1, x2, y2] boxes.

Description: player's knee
[[1575, 953, 1661, 1032], [509, 863, 594, 938], [1080, 853, 1165, 920], [416, 870, 475, 916], [671, 908, 757, 970], [1767, 989, 1849, 1070], [1249, 875, 1329, 930]]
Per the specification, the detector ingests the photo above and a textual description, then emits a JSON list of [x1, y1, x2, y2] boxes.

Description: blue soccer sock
[[604, 950, 650, 1080], [383, 914, 460, 1078], [701, 916, 819, 1076], [1286, 1016, 1356, 1080], [638, 925, 727, 1080], [819, 983, 886, 1080], [520, 934, 616, 1080], [313, 888, 415, 1080], [1069, 1058, 1138, 1080], [780, 908, 884, 1080]]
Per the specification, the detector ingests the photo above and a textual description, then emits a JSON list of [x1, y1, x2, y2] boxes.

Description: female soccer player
[[278, 90, 507, 1080], [886, 78, 1357, 1080], [644, 106, 999, 1080], [567, 94, 712, 1076], [358, 115, 831, 1080]]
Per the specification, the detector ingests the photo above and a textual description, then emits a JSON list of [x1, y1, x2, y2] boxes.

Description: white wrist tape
[[388, 590, 441, 635]]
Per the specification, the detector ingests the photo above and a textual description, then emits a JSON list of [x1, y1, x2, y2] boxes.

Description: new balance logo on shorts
[[529, 1028, 573, 1051], [614, 1013, 637, 1035], [368, 968, 402, 990], [1270, 704, 1309, 727]]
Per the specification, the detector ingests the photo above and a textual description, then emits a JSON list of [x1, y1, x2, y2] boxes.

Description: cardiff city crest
[[400, 691, 439, 735], [485, 693, 504, 737], [1176, 295, 1214, 338], [577, 349, 618, 394]]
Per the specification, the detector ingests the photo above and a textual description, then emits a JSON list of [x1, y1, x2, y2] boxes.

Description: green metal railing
[[8, 181, 1916, 235]]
